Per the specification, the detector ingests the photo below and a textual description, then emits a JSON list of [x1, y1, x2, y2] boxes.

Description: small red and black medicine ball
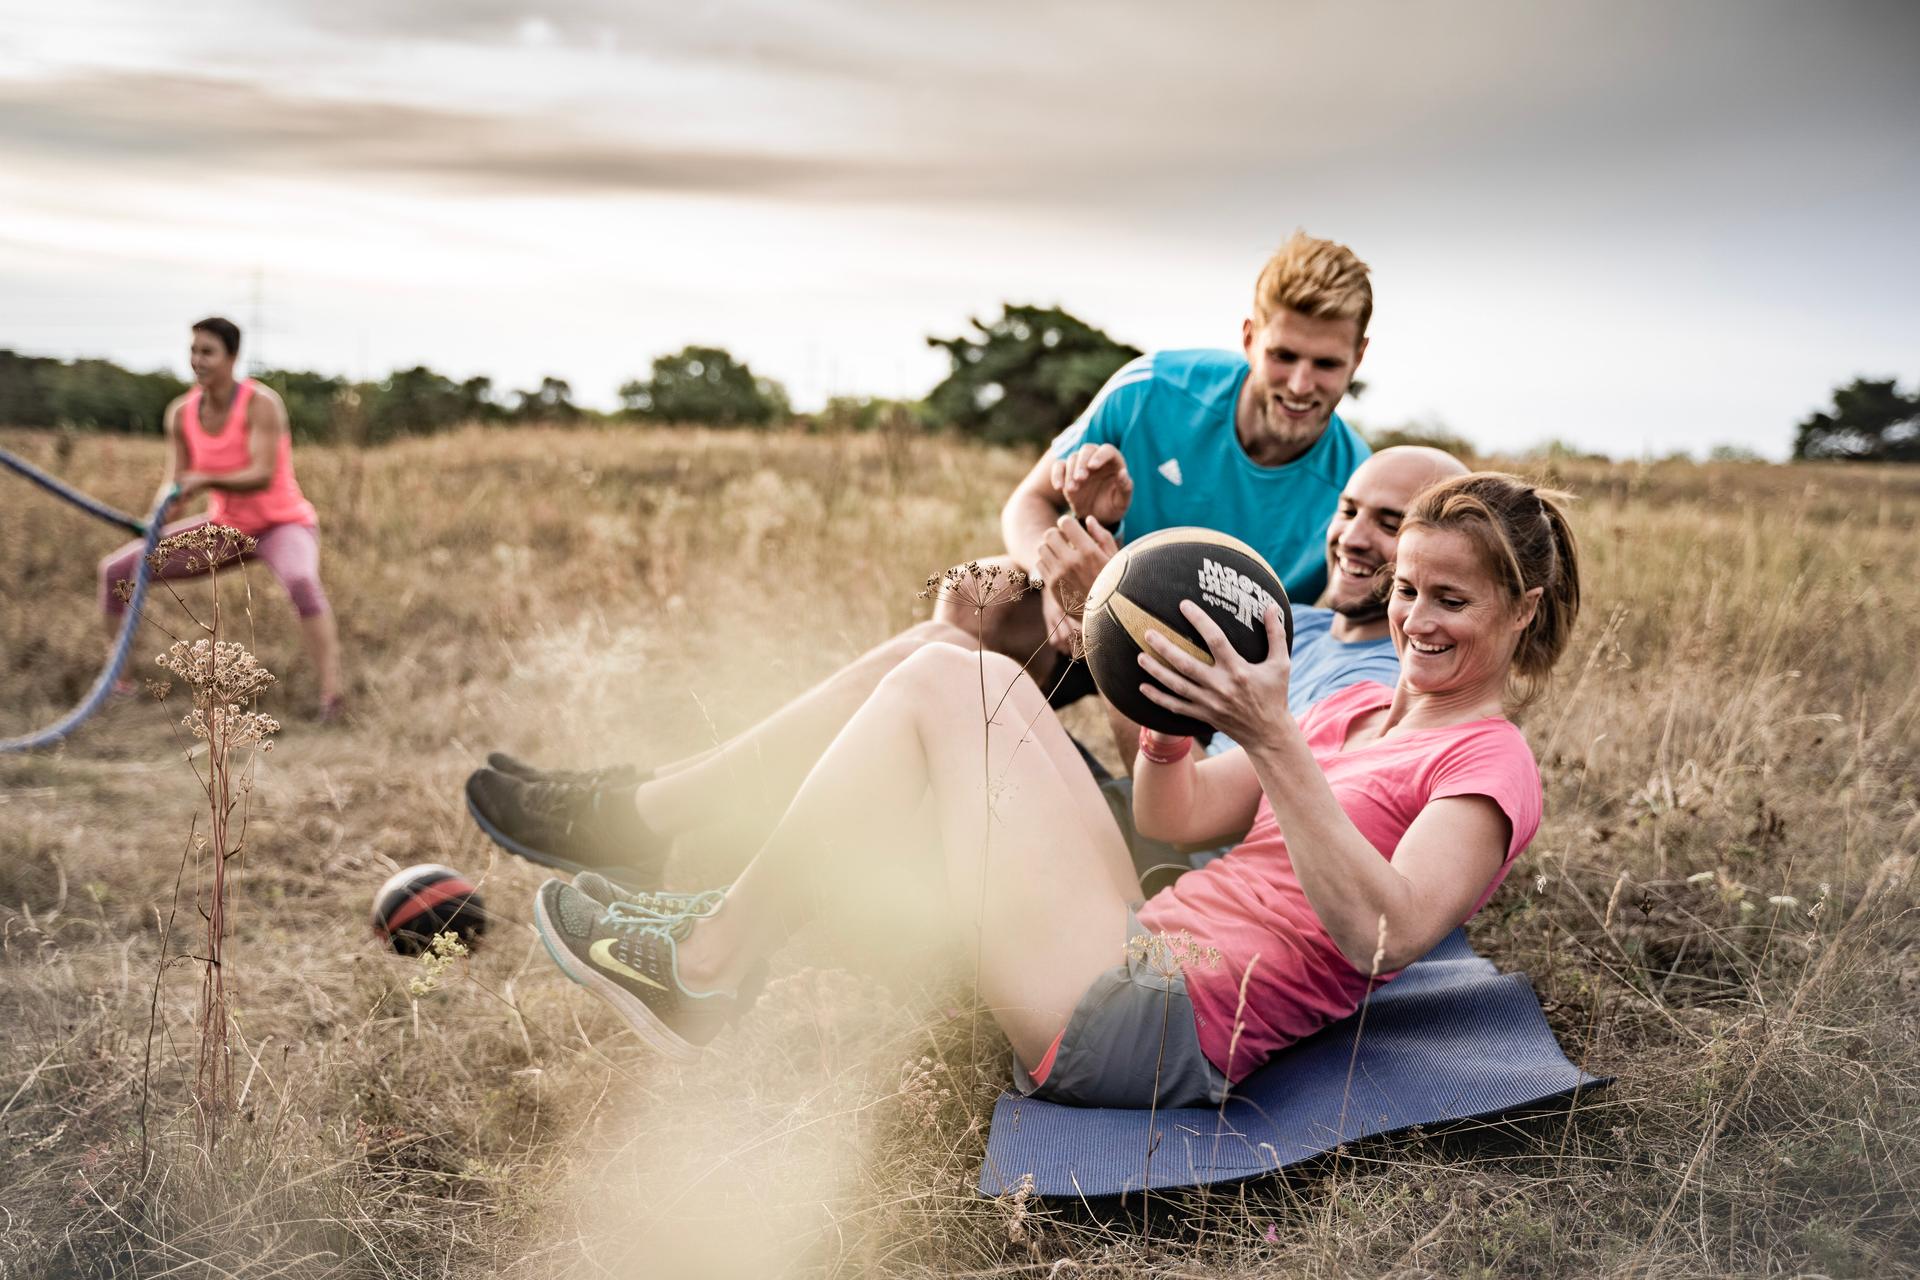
[[371, 863, 487, 955], [1081, 527, 1293, 738]]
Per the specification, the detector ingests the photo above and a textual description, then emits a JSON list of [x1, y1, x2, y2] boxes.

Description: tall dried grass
[[1, 426, 1914, 1277]]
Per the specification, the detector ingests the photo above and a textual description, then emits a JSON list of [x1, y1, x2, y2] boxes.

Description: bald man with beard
[[1104, 444, 1470, 885], [1286, 444, 1471, 710]]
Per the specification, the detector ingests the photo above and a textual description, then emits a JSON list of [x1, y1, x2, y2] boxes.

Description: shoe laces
[[607, 890, 724, 937], [520, 777, 602, 821]]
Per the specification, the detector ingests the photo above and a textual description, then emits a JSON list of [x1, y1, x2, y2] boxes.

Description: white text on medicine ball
[[1196, 558, 1277, 629]]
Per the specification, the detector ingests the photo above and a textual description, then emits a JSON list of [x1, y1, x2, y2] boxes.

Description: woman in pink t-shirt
[[527, 473, 1581, 1108], [98, 318, 343, 719]]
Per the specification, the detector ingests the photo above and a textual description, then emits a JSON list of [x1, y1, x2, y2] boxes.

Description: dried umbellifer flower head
[[146, 523, 256, 574], [917, 560, 1033, 610], [155, 638, 278, 749]]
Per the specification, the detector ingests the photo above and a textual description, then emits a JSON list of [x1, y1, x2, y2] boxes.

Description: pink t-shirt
[[1136, 681, 1543, 1082]]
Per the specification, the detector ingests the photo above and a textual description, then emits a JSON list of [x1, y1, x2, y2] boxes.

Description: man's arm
[[1001, 451, 1069, 576]]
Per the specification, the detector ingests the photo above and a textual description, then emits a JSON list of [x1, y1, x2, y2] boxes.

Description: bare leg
[[251, 523, 340, 710], [635, 619, 973, 838], [97, 515, 222, 681], [676, 643, 1143, 1067], [299, 606, 343, 704]]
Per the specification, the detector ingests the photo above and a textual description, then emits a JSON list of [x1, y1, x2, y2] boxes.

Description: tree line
[[0, 316, 1910, 460], [0, 305, 1138, 449]]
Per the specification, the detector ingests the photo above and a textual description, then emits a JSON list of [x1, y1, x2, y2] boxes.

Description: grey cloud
[[5, 0, 1915, 229], [0, 72, 952, 200]]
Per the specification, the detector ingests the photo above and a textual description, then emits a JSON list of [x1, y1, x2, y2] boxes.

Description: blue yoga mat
[[979, 929, 1608, 1197]]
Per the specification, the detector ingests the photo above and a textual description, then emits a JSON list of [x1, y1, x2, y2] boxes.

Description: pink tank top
[[180, 380, 317, 536]]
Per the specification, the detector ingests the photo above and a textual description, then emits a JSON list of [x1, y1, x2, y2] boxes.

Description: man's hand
[[1034, 514, 1120, 655], [1048, 444, 1133, 527]]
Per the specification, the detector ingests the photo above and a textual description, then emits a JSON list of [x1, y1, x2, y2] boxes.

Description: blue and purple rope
[[2, 453, 177, 752]]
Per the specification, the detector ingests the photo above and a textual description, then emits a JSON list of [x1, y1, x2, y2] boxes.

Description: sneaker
[[464, 768, 665, 887], [487, 752, 645, 790], [572, 871, 725, 924], [532, 879, 753, 1061]]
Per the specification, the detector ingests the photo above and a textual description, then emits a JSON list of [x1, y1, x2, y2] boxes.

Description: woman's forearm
[[1130, 734, 1199, 841], [198, 469, 274, 494], [1245, 730, 1416, 971]]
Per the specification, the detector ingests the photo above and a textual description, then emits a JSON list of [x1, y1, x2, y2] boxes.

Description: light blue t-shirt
[[1283, 605, 1400, 719], [1205, 605, 1400, 757], [1050, 349, 1369, 603]]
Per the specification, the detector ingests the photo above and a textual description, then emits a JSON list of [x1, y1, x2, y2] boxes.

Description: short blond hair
[[1252, 232, 1373, 340]]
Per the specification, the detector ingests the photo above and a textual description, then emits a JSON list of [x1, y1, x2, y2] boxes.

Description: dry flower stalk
[[144, 524, 278, 1141]]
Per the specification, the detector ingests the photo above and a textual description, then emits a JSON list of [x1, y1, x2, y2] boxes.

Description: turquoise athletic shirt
[[1049, 349, 1368, 603]]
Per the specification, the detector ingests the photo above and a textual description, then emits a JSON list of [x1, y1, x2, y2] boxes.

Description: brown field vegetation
[[1, 424, 1916, 1277]]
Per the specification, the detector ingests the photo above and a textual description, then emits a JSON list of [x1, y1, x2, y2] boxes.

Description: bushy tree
[[620, 346, 790, 427], [923, 305, 1140, 447], [1793, 377, 1920, 462], [254, 368, 350, 442], [0, 349, 58, 426], [367, 366, 503, 440], [32, 358, 183, 433], [512, 376, 580, 422]]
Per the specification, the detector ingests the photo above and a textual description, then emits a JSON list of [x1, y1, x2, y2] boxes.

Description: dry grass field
[[1, 424, 1916, 1278]]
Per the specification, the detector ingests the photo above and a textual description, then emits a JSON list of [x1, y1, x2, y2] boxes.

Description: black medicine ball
[[1081, 527, 1293, 737], [371, 863, 487, 955]]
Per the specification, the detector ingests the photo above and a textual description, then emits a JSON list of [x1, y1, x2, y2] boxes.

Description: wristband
[[1137, 729, 1193, 765]]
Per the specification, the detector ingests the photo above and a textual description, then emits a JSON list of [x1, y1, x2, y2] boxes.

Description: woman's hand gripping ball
[[1138, 599, 1295, 750]]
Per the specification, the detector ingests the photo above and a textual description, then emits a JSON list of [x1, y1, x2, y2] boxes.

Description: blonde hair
[[1401, 472, 1582, 708], [1252, 232, 1373, 340]]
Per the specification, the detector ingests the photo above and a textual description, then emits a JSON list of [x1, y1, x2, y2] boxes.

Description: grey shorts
[[1012, 911, 1229, 1109]]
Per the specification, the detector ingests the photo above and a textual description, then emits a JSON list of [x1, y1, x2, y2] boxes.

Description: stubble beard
[[1331, 593, 1390, 625], [1257, 397, 1331, 454], [1326, 557, 1390, 624]]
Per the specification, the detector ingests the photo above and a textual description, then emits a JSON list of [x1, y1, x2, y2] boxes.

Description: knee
[[885, 641, 980, 695], [283, 574, 329, 619], [896, 618, 973, 655], [886, 640, 969, 691], [887, 641, 1025, 697]]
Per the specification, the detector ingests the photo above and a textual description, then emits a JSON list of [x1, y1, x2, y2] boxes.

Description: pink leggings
[[99, 516, 330, 620]]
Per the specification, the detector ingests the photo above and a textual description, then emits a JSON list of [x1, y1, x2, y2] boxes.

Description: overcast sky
[[2, 0, 1915, 457]]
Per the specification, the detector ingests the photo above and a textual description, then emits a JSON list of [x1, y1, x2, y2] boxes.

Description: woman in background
[[98, 317, 343, 720]]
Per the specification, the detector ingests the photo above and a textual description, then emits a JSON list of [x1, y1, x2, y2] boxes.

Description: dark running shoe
[[572, 871, 726, 923], [486, 752, 646, 790], [532, 879, 757, 1061], [465, 768, 665, 887]]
